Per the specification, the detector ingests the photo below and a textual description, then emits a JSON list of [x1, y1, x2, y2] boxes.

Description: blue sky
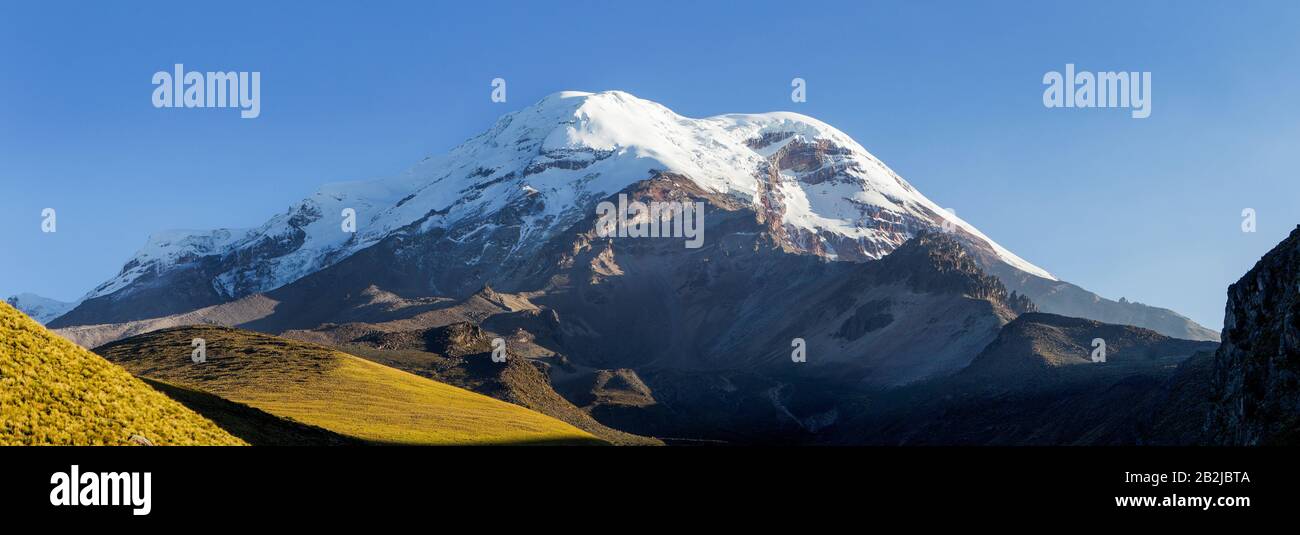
[[1, 0, 1297, 330]]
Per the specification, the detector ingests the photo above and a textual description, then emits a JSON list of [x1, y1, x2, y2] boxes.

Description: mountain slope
[[94, 325, 604, 445], [831, 312, 1216, 445], [963, 312, 1216, 378], [51, 90, 1210, 340], [987, 264, 1219, 341], [64, 213, 1036, 440], [0, 301, 244, 445], [514, 185, 1033, 386], [517, 221, 1036, 440], [60, 180, 1035, 387], [140, 378, 363, 446]]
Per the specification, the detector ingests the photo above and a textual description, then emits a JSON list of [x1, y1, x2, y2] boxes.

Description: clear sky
[[2, 0, 1297, 330]]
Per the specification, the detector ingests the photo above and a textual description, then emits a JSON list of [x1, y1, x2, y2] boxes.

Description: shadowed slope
[[140, 378, 364, 446], [963, 312, 1215, 377], [831, 313, 1217, 445]]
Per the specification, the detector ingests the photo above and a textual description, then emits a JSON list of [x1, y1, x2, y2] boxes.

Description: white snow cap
[[493, 91, 1053, 279], [5, 293, 80, 324], [87, 90, 1053, 301]]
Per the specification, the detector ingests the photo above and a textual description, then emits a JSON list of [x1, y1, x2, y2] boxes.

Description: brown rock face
[[771, 139, 856, 181], [1210, 225, 1300, 445], [351, 322, 492, 356], [871, 232, 1033, 312]]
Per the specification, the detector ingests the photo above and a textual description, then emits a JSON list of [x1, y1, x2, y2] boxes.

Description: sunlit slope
[[95, 325, 604, 445], [0, 302, 244, 445]]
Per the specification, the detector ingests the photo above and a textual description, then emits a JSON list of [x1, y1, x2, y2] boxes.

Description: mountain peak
[[466, 90, 1055, 274], [518, 90, 867, 168], [5, 293, 79, 325], [62, 90, 1064, 327]]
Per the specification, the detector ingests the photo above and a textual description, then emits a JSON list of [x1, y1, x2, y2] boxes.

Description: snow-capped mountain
[[80, 91, 1048, 298], [53, 90, 1212, 340], [5, 293, 79, 324]]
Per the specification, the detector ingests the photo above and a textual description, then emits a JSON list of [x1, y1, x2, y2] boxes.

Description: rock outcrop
[[1210, 226, 1300, 445]]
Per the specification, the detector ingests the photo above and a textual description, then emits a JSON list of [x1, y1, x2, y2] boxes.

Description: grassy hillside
[[340, 344, 662, 446], [290, 319, 661, 445], [0, 302, 245, 445], [95, 325, 604, 445], [140, 378, 364, 446]]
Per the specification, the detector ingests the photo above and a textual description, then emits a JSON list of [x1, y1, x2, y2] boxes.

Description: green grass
[[96, 326, 605, 445], [0, 302, 245, 446]]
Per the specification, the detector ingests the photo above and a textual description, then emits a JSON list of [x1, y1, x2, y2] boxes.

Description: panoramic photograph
[[1, 0, 1296, 520]]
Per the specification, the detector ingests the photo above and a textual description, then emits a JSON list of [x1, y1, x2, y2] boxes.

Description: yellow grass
[[0, 302, 245, 445], [97, 326, 603, 445]]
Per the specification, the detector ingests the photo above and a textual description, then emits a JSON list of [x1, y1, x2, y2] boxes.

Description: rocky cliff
[[1210, 225, 1300, 445]]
